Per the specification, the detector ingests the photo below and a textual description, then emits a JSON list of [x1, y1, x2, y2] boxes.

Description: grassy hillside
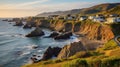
[[98, 5, 120, 15], [79, 3, 120, 15], [23, 39, 120, 67]]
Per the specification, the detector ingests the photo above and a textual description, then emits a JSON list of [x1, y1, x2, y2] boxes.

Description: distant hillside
[[36, 3, 120, 17], [79, 3, 120, 15], [36, 9, 81, 17], [100, 5, 120, 15]]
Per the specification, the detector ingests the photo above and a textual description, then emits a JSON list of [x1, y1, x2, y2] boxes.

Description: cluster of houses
[[44, 14, 120, 24]]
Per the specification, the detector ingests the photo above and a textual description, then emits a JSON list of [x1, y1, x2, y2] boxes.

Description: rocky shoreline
[[6, 17, 116, 64]]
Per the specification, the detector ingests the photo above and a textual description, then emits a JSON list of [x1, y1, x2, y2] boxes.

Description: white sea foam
[[20, 51, 31, 56], [37, 50, 42, 52], [22, 44, 38, 49]]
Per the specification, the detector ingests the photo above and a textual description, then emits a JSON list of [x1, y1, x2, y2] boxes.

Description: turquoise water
[[0, 19, 79, 67]]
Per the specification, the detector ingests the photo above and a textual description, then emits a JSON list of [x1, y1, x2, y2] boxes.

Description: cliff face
[[37, 19, 114, 42], [78, 22, 114, 42], [49, 21, 114, 42], [57, 41, 86, 59]]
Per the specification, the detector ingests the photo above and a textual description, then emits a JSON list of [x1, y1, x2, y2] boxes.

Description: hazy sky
[[0, 0, 120, 18]]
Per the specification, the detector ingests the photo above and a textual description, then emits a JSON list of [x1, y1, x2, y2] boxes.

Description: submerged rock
[[26, 27, 45, 37], [42, 46, 61, 60], [57, 41, 86, 59], [54, 32, 72, 40]]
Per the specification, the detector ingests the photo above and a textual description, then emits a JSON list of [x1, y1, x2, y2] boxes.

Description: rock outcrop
[[50, 20, 64, 32], [23, 24, 32, 29], [48, 32, 59, 38], [39, 20, 50, 28], [54, 32, 72, 40], [79, 37, 104, 50], [24, 17, 115, 42], [23, 21, 36, 28], [73, 22, 81, 32], [64, 23, 73, 32], [57, 41, 86, 59], [13, 21, 23, 26], [42, 46, 61, 60], [26, 27, 44, 37], [79, 22, 114, 42]]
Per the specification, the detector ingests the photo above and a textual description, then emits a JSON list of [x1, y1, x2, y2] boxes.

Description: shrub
[[101, 56, 120, 67], [62, 58, 88, 67], [103, 40, 118, 50], [69, 51, 91, 59]]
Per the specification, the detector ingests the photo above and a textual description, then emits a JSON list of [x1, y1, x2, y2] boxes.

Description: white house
[[93, 16, 105, 22], [78, 16, 87, 21], [89, 16, 96, 20], [106, 17, 120, 24], [48, 15, 59, 20], [65, 14, 76, 20], [109, 14, 119, 17]]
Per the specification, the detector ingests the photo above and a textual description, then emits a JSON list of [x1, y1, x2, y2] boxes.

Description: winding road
[[114, 35, 120, 46]]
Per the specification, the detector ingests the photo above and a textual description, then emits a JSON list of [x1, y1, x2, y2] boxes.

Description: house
[[48, 15, 59, 20], [65, 14, 76, 20], [96, 14, 104, 17], [109, 14, 119, 17], [89, 16, 96, 20], [78, 16, 87, 21], [57, 16, 65, 20], [106, 17, 120, 24], [93, 16, 105, 22]]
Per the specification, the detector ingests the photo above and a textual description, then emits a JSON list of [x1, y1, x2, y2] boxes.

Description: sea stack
[[13, 20, 23, 26], [26, 27, 45, 37]]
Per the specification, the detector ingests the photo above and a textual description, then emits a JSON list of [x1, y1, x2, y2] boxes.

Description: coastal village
[[4, 13, 120, 25], [1, 2, 120, 67], [45, 14, 120, 23]]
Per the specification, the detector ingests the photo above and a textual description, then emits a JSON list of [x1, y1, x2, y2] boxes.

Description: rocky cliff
[[57, 41, 86, 59], [28, 18, 115, 42], [47, 20, 114, 42], [78, 22, 114, 42]]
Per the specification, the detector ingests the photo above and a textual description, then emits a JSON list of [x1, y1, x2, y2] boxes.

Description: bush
[[70, 51, 91, 59], [62, 58, 88, 67], [101, 56, 120, 67], [103, 40, 118, 50]]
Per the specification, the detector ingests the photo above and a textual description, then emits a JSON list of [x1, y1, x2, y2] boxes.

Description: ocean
[[0, 19, 79, 67]]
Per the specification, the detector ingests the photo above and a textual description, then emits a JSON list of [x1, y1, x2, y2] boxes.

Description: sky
[[0, 0, 120, 18]]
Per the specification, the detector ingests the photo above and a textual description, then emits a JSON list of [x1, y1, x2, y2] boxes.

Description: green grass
[[102, 40, 118, 50]]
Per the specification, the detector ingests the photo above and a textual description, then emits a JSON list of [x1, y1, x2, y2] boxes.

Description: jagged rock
[[54, 32, 72, 40], [13, 21, 23, 26], [64, 23, 73, 32], [24, 21, 36, 28], [57, 41, 86, 59], [79, 23, 114, 42], [39, 20, 50, 28], [23, 24, 32, 29], [26, 27, 45, 37], [42, 46, 61, 60], [48, 32, 59, 38]]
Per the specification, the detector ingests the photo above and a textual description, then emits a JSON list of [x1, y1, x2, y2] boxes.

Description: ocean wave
[[0, 39, 17, 45], [0, 32, 8, 36], [24, 44, 39, 49], [20, 51, 31, 56]]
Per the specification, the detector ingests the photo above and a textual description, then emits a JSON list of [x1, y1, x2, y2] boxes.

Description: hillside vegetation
[[23, 39, 120, 67], [98, 5, 120, 15]]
